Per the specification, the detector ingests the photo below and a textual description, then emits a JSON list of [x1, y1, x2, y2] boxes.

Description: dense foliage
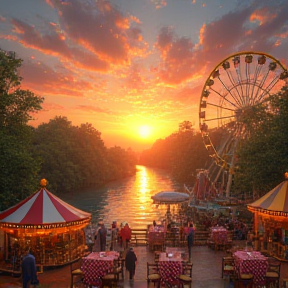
[[0, 50, 44, 210], [33, 116, 137, 193], [234, 85, 288, 198]]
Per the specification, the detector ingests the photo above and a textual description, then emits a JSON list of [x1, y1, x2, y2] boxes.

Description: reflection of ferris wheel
[[199, 51, 288, 198]]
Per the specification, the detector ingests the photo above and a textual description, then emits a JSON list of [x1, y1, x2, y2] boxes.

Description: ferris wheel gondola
[[199, 51, 288, 198]]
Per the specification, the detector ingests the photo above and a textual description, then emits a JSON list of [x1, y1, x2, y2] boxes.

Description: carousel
[[247, 173, 288, 261], [0, 179, 91, 274]]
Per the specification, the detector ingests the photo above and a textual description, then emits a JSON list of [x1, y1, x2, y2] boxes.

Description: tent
[[247, 176, 288, 260], [0, 180, 91, 273], [247, 180, 288, 218]]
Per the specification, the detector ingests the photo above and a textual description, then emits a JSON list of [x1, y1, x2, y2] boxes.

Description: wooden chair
[[207, 238, 215, 249], [265, 259, 281, 288], [101, 273, 118, 288], [221, 256, 234, 278], [154, 251, 162, 263], [238, 274, 253, 288], [147, 262, 161, 288], [283, 278, 288, 288], [177, 262, 193, 288], [113, 258, 124, 280], [70, 258, 84, 288]]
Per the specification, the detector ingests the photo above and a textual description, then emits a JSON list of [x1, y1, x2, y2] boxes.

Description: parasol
[[151, 191, 189, 204]]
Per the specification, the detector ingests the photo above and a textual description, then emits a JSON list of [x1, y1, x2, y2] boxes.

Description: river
[[59, 165, 181, 229]]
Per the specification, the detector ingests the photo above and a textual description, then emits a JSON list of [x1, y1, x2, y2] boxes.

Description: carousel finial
[[40, 178, 47, 187], [285, 172, 288, 180]]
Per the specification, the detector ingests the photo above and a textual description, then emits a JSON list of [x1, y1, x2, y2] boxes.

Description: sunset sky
[[0, 0, 288, 151]]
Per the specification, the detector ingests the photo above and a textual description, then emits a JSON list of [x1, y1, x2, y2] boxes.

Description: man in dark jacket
[[21, 247, 38, 288], [125, 247, 137, 280]]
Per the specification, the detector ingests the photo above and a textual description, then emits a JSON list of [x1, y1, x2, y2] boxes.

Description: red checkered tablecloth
[[233, 251, 268, 285], [159, 256, 182, 285], [81, 252, 119, 286], [211, 227, 228, 244]]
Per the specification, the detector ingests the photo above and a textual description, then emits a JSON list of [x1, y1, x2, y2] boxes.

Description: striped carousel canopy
[[0, 186, 91, 228], [247, 180, 288, 217]]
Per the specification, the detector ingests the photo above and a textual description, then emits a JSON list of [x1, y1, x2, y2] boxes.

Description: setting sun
[[138, 125, 152, 138]]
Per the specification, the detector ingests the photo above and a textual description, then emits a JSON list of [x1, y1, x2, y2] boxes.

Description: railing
[[130, 229, 148, 246], [129, 229, 213, 247]]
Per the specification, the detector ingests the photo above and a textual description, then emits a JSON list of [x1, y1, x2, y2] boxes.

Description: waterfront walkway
[[0, 242, 287, 288]]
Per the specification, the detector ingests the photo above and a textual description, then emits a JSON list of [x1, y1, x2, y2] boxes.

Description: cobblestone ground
[[0, 241, 287, 288]]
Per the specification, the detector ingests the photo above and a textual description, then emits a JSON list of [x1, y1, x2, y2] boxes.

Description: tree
[[0, 49, 43, 210], [234, 85, 288, 197]]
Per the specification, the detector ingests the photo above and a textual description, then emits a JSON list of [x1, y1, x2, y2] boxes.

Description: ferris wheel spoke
[[249, 65, 263, 105], [258, 76, 281, 102], [245, 63, 250, 106], [204, 115, 235, 122], [218, 77, 243, 107], [209, 87, 240, 109], [206, 102, 235, 112], [226, 70, 244, 106], [251, 69, 270, 104], [235, 67, 244, 98]]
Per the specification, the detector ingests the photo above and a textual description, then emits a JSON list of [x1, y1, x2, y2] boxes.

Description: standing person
[[125, 247, 137, 281], [93, 222, 102, 252], [21, 247, 38, 288], [121, 223, 132, 249], [99, 222, 107, 251], [185, 223, 195, 261]]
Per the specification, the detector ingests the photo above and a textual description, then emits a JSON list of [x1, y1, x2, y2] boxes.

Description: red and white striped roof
[[0, 188, 91, 225]]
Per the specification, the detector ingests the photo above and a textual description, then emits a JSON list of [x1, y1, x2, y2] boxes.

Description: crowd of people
[[196, 210, 251, 240], [90, 219, 133, 252]]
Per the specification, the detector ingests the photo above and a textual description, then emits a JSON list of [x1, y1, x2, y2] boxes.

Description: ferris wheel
[[199, 51, 288, 198]]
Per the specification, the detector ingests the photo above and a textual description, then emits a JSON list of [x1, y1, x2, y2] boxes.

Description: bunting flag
[[0, 188, 91, 226], [247, 180, 288, 217]]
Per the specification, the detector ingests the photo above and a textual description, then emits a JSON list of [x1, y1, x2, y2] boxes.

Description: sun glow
[[138, 125, 152, 138]]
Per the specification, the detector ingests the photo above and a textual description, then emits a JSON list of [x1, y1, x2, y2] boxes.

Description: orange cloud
[[250, 7, 276, 25], [151, 0, 167, 9], [199, 23, 206, 46], [20, 61, 94, 97]]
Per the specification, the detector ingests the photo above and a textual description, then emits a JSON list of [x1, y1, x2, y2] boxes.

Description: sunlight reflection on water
[[60, 165, 180, 229]]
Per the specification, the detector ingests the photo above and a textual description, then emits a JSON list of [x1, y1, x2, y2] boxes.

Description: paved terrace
[[0, 242, 287, 288]]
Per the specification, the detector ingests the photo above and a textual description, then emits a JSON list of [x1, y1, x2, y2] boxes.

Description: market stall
[[0, 179, 91, 273], [247, 174, 288, 261]]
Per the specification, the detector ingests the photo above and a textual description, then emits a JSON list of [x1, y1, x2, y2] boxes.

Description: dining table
[[158, 252, 183, 285], [233, 250, 268, 286], [211, 226, 228, 245], [148, 225, 166, 250], [81, 251, 119, 286]]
